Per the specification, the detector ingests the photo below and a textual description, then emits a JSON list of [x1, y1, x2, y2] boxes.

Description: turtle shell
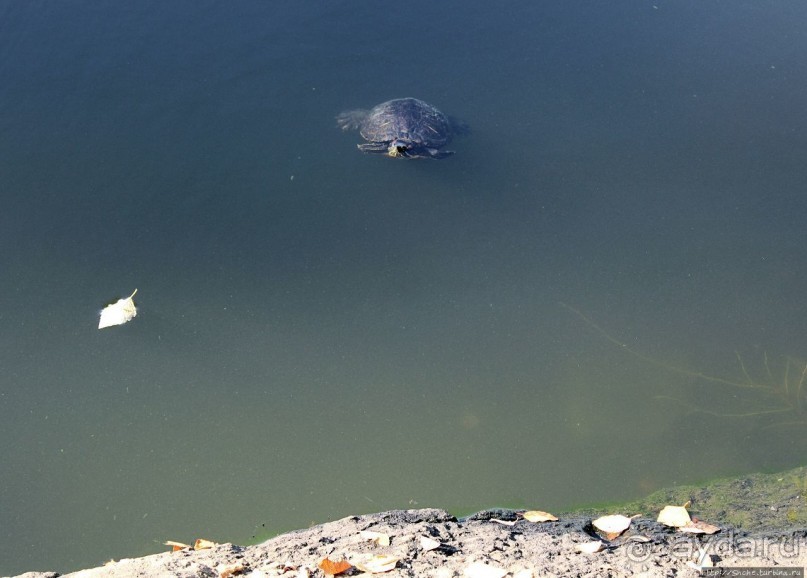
[[359, 98, 453, 149]]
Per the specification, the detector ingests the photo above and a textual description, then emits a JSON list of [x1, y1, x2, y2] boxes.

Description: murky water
[[2, 1, 807, 573]]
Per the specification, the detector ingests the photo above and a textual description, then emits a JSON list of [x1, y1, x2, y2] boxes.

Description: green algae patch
[[569, 465, 807, 533]]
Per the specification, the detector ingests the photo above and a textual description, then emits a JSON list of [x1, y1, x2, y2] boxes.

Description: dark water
[[3, 1, 807, 573]]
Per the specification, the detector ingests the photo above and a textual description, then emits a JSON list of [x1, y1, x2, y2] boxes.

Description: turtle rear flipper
[[448, 116, 470, 137], [336, 109, 369, 131]]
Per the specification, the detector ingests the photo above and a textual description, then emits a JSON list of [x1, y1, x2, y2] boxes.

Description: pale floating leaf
[[592, 514, 632, 537], [657, 505, 691, 528], [359, 530, 391, 546], [419, 536, 441, 552], [522, 510, 558, 523], [678, 520, 720, 535], [98, 289, 138, 329], [353, 554, 400, 574], [463, 562, 507, 578], [576, 541, 605, 554]]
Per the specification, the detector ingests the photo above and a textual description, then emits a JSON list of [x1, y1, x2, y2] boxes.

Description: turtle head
[[387, 139, 412, 158]]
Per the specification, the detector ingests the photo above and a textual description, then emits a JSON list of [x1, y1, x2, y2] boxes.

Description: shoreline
[[10, 466, 807, 578]]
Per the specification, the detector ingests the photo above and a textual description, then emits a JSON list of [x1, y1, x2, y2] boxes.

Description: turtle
[[336, 97, 465, 159]]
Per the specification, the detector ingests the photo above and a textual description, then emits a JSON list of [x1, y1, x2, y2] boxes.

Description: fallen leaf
[[522, 510, 558, 523], [419, 536, 441, 552], [164, 540, 190, 551], [194, 538, 216, 550], [592, 514, 632, 539], [686, 547, 714, 571], [218, 563, 247, 578], [318, 558, 352, 576], [657, 505, 691, 528], [98, 289, 138, 329], [576, 541, 606, 554], [678, 520, 720, 534], [359, 530, 391, 546], [353, 554, 400, 573], [463, 562, 507, 578], [489, 518, 517, 526]]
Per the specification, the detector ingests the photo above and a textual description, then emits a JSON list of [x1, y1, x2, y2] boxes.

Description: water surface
[[2, 1, 807, 573]]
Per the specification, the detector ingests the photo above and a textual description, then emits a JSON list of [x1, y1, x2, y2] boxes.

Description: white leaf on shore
[[522, 510, 558, 523], [353, 554, 399, 574], [576, 541, 605, 554], [679, 520, 720, 534], [98, 289, 138, 329], [686, 547, 714, 571], [657, 505, 691, 528], [592, 514, 632, 538], [193, 538, 216, 550], [359, 530, 391, 546], [419, 536, 441, 552], [463, 562, 507, 578]]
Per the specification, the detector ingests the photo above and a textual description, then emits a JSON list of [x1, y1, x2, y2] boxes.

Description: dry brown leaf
[[164, 540, 190, 551], [592, 514, 632, 539], [419, 536, 441, 552], [678, 520, 720, 534], [657, 505, 691, 528], [463, 562, 507, 578], [576, 541, 605, 554], [98, 289, 138, 329], [353, 554, 400, 574], [218, 563, 248, 578], [359, 530, 391, 546], [522, 510, 558, 523], [194, 538, 216, 550], [318, 558, 353, 576]]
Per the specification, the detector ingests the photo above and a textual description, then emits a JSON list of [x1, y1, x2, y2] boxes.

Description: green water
[[2, 1, 807, 573]]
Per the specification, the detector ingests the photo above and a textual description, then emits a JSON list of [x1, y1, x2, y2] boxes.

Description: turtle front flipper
[[426, 148, 455, 159], [357, 142, 391, 154]]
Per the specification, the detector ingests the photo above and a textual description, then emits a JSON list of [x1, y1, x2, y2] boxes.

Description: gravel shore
[[11, 467, 807, 578]]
